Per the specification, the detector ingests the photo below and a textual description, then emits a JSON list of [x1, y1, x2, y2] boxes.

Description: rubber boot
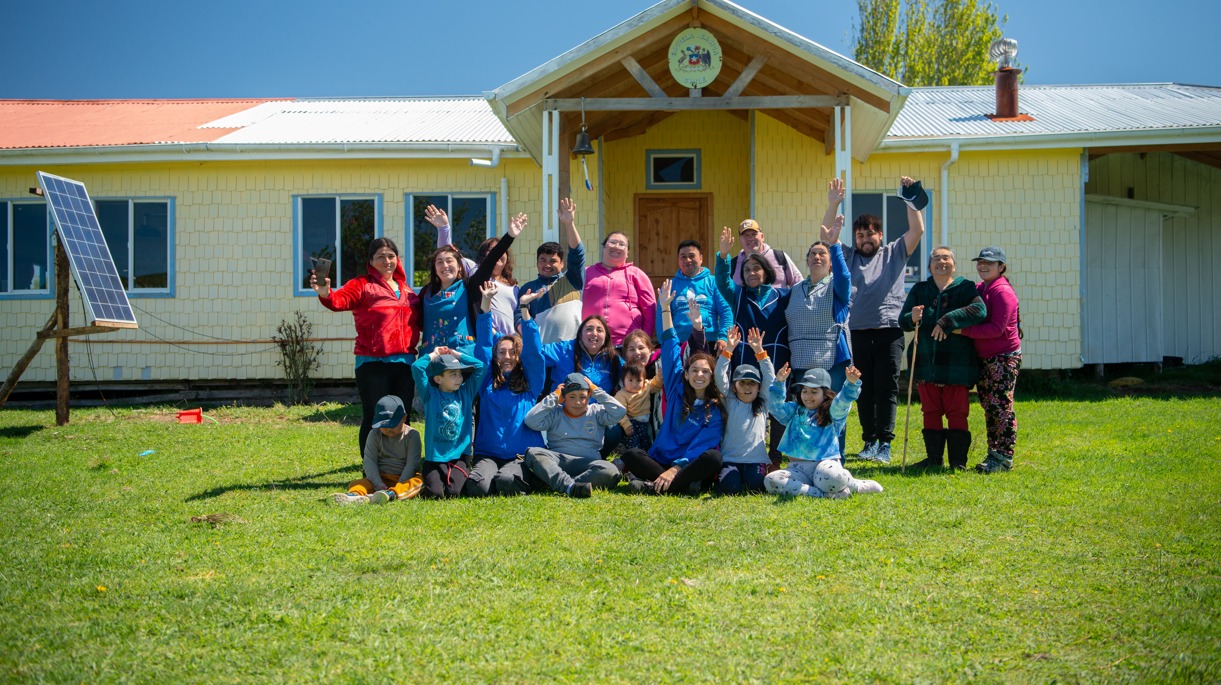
[[909, 429, 946, 469], [946, 429, 972, 471]]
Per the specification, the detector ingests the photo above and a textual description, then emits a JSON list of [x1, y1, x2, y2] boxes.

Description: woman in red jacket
[[313, 238, 423, 453]]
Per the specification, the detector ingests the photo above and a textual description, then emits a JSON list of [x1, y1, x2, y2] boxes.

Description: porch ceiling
[[487, 0, 907, 165]]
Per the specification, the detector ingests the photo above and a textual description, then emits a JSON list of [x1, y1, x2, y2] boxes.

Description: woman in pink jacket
[[583, 231, 656, 346], [960, 247, 1022, 474]]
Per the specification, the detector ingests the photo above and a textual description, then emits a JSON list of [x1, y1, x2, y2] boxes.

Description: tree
[[853, 0, 1014, 87]]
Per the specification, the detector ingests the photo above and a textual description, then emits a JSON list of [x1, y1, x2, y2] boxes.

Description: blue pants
[[715, 462, 769, 495]]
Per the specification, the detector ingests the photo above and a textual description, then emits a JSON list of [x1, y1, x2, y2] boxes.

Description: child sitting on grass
[[523, 373, 626, 498], [411, 346, 487, 498], [333, 395, 423, 505], [713, 326, 775, 494], [765, 364, 883, 499], [613, 362, 663, 453]]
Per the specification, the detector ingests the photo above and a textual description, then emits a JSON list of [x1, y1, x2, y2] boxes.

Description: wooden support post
[[55, 239, 70, 425], [0, 312, 56, 408]]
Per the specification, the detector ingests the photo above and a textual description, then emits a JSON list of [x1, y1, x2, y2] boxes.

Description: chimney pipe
[[994, 67, 1021, 118]]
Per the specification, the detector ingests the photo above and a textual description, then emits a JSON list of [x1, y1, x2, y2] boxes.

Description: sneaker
[[368, 490, 393, 504], [873, 442, 892, 464], [569, 482, 593, 498], [850, 478, 885, 494], [858, 441, 879, 461], [976, 450, 1013, 474], [332, 492, 368, 506], [826, 488, 852, 500]]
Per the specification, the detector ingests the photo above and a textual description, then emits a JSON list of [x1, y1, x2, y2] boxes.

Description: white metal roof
[[883, 83, 1221, 148], [203, 97, 516, 146]]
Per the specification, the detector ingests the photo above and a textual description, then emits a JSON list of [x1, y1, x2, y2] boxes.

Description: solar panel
[[36, 172, 138, 327]]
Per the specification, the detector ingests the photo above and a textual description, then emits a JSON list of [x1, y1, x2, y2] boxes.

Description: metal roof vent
[[988, 38, 1028, 121]]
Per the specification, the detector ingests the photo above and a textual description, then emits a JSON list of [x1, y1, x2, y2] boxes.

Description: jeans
[[621, 448, 723, 495], [464, 455, 530, 496]]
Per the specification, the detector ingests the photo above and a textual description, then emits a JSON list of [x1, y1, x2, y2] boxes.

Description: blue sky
[[1, 0, 1217, 99]]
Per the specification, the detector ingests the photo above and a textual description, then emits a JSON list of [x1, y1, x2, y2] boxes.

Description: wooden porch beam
[[722, 54, 768, 98], [620, 56, 668, 99], [545, 95, 846, 112]]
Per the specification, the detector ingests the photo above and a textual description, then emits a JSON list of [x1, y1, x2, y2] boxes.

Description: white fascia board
[[0, 143, 527, 166], [876, 127, 1221, 154]]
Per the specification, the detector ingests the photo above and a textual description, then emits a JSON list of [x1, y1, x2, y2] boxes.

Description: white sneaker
[[826, 487, 852, 500], [368, 490, 392, 505], [332, 492, 369, 506], [850, 478, 884, 494]]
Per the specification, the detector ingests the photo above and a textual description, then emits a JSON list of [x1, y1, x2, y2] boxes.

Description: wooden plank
[[722, 54, 768, 98], [620, 56, 668, 99], [93, 320, 138, 329], [55, 240, 69, 426], [37, 325, 121, 339], [546, 95, 843, 111]]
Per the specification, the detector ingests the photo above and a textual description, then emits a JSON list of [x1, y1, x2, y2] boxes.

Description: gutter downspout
[[939, 142, 960, 245], [500, 176, 509, 237]]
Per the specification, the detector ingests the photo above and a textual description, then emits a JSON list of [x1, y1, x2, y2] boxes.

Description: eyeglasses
[[604, 240, 629, 248]]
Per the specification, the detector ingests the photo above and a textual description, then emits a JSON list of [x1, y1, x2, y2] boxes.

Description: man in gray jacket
[[523, 373, 626, 498]]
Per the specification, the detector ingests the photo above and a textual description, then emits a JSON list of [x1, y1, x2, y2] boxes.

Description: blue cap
[[562, 373, 591, 395], [898, 179, 929, 211], [793, 368, 833, 390], [971, 246, 1007, 263], [732, 365, 762, 383]]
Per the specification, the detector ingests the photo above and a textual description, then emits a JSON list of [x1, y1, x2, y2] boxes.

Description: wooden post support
[[0, 312, 56, 408], [55, 239, 70, 425]]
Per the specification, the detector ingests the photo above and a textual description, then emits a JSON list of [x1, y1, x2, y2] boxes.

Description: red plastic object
[[177, 408, 203, 424]]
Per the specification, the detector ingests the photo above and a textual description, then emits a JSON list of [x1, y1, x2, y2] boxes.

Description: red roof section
[[0, 99, 277, 150]]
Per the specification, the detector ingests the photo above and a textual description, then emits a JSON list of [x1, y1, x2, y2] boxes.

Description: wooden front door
[[635, 194, 713, 289]]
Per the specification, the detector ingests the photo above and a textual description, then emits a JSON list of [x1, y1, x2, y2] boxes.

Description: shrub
[[274, 311, 322, 404]]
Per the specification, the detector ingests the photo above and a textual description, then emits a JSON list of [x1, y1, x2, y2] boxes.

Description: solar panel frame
[[35, 172, 138, 327]]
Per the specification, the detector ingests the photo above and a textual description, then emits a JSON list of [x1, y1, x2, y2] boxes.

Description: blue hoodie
[[411, 351, 486, 463], [648, 328, 724, 467], [472, 313, 546, 460], [539, 338, 620, 393], [660, 267, 734, 345]]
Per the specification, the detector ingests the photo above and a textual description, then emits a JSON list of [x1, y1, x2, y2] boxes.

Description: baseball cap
[[370, 395, 406, 428], [732, 365, 762, 383], [562, 373, 591, 395], [971, 246, 1007, 263], [793, 368, 833, 390], [738, 219, 761, 234]]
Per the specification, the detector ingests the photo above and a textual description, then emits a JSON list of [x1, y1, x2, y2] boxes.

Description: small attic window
[[646, 149, 701, 190]]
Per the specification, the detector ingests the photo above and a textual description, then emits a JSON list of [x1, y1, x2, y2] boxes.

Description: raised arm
[[829, 365, 862, 421], [468, 213, 524, 291], [822, 178, 846, 234], [590, 383, 627, 427], [900, 176, 925, 257], [559, 197, 581, 250]]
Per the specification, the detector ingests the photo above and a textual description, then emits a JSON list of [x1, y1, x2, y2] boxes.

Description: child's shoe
[[332, 492, 369, 506], [826, 487, 852, 500], [976, 450, 1013, 474], [849, 478, 885, 494], [368, 490, 394, 505], [568, 482, 593, 498], [629, 479, 657, 495]]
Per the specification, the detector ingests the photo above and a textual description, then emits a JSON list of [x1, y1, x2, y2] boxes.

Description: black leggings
[[621, 448, 722, 495], [354, 360, 416, 455], [422, 460, 468, 499]]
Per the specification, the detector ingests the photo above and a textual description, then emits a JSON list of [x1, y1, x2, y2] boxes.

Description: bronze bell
[[572, 128, 594, 156]]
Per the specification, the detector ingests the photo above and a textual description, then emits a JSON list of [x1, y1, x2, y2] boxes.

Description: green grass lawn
[[1, 396, 1219, 683]]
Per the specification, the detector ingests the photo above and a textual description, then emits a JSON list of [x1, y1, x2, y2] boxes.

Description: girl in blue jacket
[[622, 279, 725, 495], [466, 283, 548, 496]]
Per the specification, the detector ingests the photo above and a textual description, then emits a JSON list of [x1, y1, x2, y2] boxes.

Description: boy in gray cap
[[523, 373, 626, 497], [333, 395, 423, 505]]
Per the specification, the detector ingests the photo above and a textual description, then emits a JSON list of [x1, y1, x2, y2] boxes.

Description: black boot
[[946, 430, 972, 471], [909, 429, 946, 469]]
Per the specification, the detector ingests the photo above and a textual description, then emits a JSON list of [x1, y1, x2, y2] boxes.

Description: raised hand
[[687, 290, 703, 330], [658, 279, 674, 310], [508, 212, 527, 238], [827, 177, 846, 207], [433, 345, 453, 360], [901, 176, 915, 188], [558, 198, 575, 224], [846, 364, 861, 383], [911, 305, 924, 325], [480, 281, 498, 313], [821, 214, 844, 244], [424, 204, 449, 229], [518, 287, 546, 307], [726, 325, 741, 350], [747, 327, 764, 353], [775, 362, 791, 382], [719, 225, 734, 257]]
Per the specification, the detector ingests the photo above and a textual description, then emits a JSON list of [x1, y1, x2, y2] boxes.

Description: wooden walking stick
[[901, 324, 920, 474]]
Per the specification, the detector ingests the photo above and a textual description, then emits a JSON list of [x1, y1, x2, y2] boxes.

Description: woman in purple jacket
[[960, 247, 1022, 473]]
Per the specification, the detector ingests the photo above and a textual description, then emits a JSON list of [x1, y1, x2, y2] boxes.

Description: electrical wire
[[82, 336, 119, 419]]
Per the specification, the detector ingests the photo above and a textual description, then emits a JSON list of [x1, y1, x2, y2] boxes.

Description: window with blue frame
[[1, 201, 50, 296], [296, 196, 378, 292], [851, 191, 929, 285], [407, 194, 492, 288], [94, 199, 172, 293]]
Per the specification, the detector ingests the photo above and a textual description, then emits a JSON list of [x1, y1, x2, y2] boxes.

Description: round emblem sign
[[668, 28, 722, 89]]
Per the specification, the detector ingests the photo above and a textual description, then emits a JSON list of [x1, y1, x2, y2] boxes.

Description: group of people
[[312, 176, 1023, 504]]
